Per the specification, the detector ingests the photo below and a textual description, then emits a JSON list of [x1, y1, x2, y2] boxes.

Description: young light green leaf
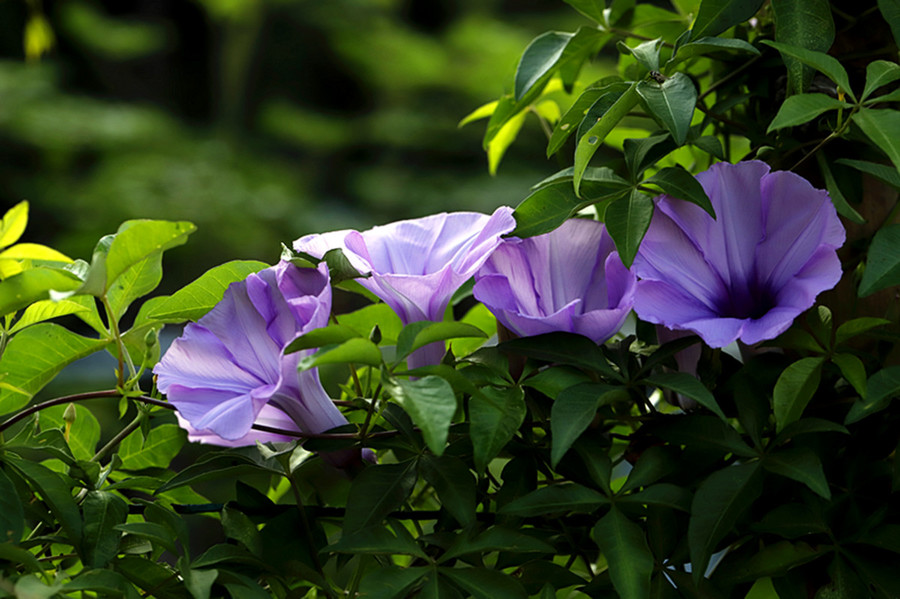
[[0, 201, 28, 249], [419, 455, 476, 526], [344, 461, 417, 533], [488, 109, 527, 175], [771, 0, 835, 95], [298, 338, 382, 370], [761, 40, 855, 102], [863, 60, 900, 101], [9, 298, 91, 334], [470, 385, 526, 472], [859, 223, 900, 297], [763, 447, 831, 499], [106, 252, 164, 321], [643, 165, 714, 217], [0, 323, 109, 415], [148, 260, 268, 322], [118, 424, 186, 470], [284, 324, 361, 354], [604, 189, 654, 267], [773, 357, 824, 432], [40, 403, 101, 462], [690, 0, 765, 39], [396, 321, 487, 362], [573, 81, 639, 195], [767, 94, 849, 132], [81, 490, 128, 568], [636, 73, 697, 145], [104, 220, 195, 291], [591, 506, 654, 599], [387, 376, 457, 456], [550, 383, 623, 467], [852, 109, 900, 174], [500, 483, 608, 517], [0, 267, 82, 318]]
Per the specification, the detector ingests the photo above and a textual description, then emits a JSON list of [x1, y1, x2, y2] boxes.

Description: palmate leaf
[[499, 483, 608, 517], [763, 446, 831, 499], [469, 385, 526, 472], [344, 461, 417, 533], [419, 454, 476, 526], [550, 382, 625, 467]]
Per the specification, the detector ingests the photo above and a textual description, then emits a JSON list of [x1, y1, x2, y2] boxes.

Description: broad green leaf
[[8, 457, 83, 545], [831, 352, 867, 397], [441, 568, 528, 599], [772, 417, 849, 445], [344, 461, 417, 533], [667, 36, 759, 68], [327, 525, 425, 557], [499, 332, 619, 379], [547, 87, 606, 157], [650, 414, 756, 458], [845, 365, 900, 424], [763, 447, 831, 499], [13, 576, 62, 599], [221, 506, 262, 556], [0, 267, 82, 317], [298, 337, 382, 369], [107, 252, 164, 321], [563, 0, 606, 22], [284, 323, 361, 354], [773, 357, 824, 432], [550, 383, 622, 467], [591, 506, 654, 599], [0, 323, 109, 415], [358, 566, 428, 599], [104, 220, 195, 291], [459, 100, 497, 128], [512, 167, 630, 238], [63, 569, 143, 599], [619, 483, 692, 512], [636, 73, 697, 145], [0, 242, 70, 263], [40, 403, 101, 461], [500, 483, 608, 517], [0, 201, 28, 248], [9, 298, 92, 334], [767, 94, 849, 132], [604, 189, 654, 267], [859, 223, 900, 297], [114, 522, 177, 556], [643, 165, 714, 217], [387, 376, 457, 456], [81, 490, 128, 568], [863, 60, 900, 101], [837, 158, 900, 189], [148, 260, 268, 322], [714, 541, 824, 584], [419, 455, 476, 526], [470, 385, 526, 472], [515, 31, 575, 101], [180, 563, 218, 599], [521, 365, 592, 399], [118, 424, 186, 470], [855, 524, 900, 553], [771, 0, 835, 95], [689, 462, 763, 581], [878, 0, 900, 48], [835, 317, 890, 345], [338, 302, 403, 343], [0, 468, 24, 543], [623, 133, 675, 177], [618, 38, 663, 72], [645, 372, 726, 419], [0, 542, 44, 573], [754, 502, 829, 539], [439, 526, 555, 563], [573, 81, 639, 195], [852, 109, 900, 175], [396, 321, 486, 362], [690, 0, 765, 39], [114, 555, 186, 596], [761, 40, 855, 101], [816, 152, 865, 224], [619, 445, 672, 493]]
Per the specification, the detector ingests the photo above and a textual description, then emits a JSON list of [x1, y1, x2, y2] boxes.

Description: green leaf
[[359, 566, 428, 599], [761, 40, 855, 101], [439, 526, 555, 563], [863, 60, 900, 101], [689, 462, 763, 580], [62, 569, 140, 599], [40, 403, 101, 461], [499, 332, 619, 379], [714, 541, 824, 584], [604, 189, 654, 267], [441, 568, 528, 599], [667, 36, 759, 68], [773, 417, 849, 445], [104, 220, 195, 292], [9, 298, 92, 334], [773, 357, 824, 432], [117, 424, 185, 470], [835, 317, 890, 345], [591, 506, 654, 599], [619, 446, 672, 493], [619, 483, 692, 512], [643, 165, 714, 217], [419, 455, 476, 526], [81, 490, 128, 568], [221, 506, 262, 556], [853, 109, 900, 176], [344, 461, 417, 533], [0, 267, 82, 317], [114, 522, 179, 555], [284, 323, 361, 354], [832, 352, 867, 397], [0, 468, 24, 543], [859, 223, 900, 297], [771, 0, 835, 95], [515, 31, 575, 101], [879, 0, 900, 47], [8, 457, 83, 546], [763, 446, 830, 499], [636, 73, 697, 145], [837, 158, 900, 189], [106, 252, 164, 321], [0, 201, 27, 249], [767, 94, 849, 132], [386, 376, 457, 456], [547, 87, 606, 157], [650, 414, 756, 457], [469, 385, 526, 472], [563, 0, 606, 22], [0, 323, 109, 415], [845, 365, 900, 424], [618, 38, 663, 72], [327, 525, 425, 557], [396, 321, 486, 362], [521, 365, 592, 399], [551, 383, 624, 467], [180, 563, 218, 599], [511, 169, 630, 238], [816, 152, 865, 224], [690, 0, 765, 39], [500, 483, 608, 517], [645, 372, 726, 419], [573, 81, 640, 195], [298, 337, 382, 370], [148, 260, 268, 322]]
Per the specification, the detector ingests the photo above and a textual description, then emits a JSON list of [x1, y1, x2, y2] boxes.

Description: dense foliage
[[1, 1, 900, 598]]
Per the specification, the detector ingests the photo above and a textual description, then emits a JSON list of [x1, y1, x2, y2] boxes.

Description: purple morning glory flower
[[154, 261, 356, 464], [632, 160, 846, 348], [293, 208, 517, 367], [472, 218, 636, 344]]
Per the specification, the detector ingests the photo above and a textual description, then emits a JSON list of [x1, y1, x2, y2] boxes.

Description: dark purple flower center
[[715, 279, 777, 321]]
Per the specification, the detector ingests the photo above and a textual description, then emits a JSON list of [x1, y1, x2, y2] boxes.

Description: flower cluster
[[156, 161, 845, 458]]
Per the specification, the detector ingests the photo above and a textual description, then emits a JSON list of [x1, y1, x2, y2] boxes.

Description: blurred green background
[[1, 0, 596, 289]]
